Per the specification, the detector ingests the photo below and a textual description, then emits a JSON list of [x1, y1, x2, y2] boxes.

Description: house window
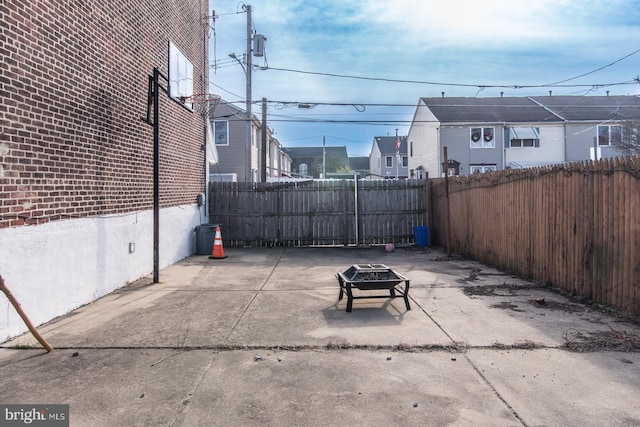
[[214, 121, 228, 145], [509, 127, 540, 148], [299, 163, 309, 176], [168, 42, 193, 104], [470, 164, 497, 174], [402, 156, 408, 167], [598, 125, 622, 146], [386, 156, 393, 168], [410, 141, 413, 157], [470, 127, 495, 148]]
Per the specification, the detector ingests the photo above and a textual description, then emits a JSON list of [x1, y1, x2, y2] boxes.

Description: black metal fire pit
[[336, 264, 411, 312]]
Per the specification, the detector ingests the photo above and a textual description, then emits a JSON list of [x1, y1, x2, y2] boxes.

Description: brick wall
[[0, 0, 208, 228]]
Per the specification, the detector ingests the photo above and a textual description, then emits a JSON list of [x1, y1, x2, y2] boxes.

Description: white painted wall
[[0, 204, 204, 342]]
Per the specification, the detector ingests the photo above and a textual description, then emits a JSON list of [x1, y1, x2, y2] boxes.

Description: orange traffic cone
[[209, 226, 227, 259]]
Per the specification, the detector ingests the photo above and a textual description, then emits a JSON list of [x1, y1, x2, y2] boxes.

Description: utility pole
[[443, 146, 451, 257], [395, 128, 399, 180], [322, 136, 326, 179], [245, 5, 252, 182], [261, 97, 267, 182]]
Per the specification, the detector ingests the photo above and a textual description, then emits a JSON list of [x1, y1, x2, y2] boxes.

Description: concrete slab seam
[[410, 284, 529, 426], [167, 350, 218, 426], [409, 294, 458, 344], [223, 247, 286, 342], [463, 353, 528, 427]]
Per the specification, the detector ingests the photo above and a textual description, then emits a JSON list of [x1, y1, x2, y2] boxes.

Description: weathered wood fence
[[209, 180, 427, 247], [430, 156, 640, 317]]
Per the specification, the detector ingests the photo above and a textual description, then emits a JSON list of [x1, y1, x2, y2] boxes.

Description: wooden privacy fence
[[209, 180, 427, 247], [430, 156, 640, 317]]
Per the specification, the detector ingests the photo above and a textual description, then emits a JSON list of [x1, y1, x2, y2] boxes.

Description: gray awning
[[510, 127, 539, 139]]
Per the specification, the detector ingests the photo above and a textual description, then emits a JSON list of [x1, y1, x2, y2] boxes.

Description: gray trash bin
[[195, 224, 220, 255]]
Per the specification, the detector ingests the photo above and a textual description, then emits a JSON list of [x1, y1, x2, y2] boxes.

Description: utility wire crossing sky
[[208, 0, 640, 157]]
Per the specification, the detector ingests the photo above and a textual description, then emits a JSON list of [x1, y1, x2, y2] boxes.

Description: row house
[[369, 136, 409, 179], [210, 101, 291, 182], [408, 95, 639, 177]]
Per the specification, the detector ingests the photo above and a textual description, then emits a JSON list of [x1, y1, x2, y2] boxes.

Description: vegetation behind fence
[[430, 156, 640, 317], [209, 180, 427, 247]]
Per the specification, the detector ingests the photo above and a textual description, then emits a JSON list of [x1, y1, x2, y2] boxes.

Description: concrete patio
[[1, 247, 639, 426]]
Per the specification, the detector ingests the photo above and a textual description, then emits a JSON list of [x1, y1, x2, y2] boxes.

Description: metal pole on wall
[[245, 5, 253, 182], [152, 67, 161, 283], [145, 67, 169, 283], [443, 146, 451, 257]]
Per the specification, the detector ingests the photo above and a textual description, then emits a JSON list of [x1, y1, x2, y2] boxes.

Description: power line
[[213, 115, 640, 125], [266, 100, 640, 109], [208, 82, 244, 101], [256, 63, 639, 90], [544, 47, 640, 85]]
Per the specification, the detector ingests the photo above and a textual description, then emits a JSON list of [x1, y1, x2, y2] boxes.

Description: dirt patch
[[118, 277, 155, 291], [527, 299, 588, 313], [456, 268, 482, 283], [462, 283, 544, 297], [490, 340, 541, 350], [433, 254, 466, 262], [489, 302, 525, 312], [562, 329, 640, 352]]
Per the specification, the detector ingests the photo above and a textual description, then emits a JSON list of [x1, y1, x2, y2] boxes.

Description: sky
[[207, 0, 640, 157]]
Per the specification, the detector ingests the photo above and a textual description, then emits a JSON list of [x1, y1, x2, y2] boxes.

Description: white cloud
[[209, 0, 640, 152]]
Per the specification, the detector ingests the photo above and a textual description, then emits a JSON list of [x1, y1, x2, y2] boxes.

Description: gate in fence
[[208, 179, 428, 247]]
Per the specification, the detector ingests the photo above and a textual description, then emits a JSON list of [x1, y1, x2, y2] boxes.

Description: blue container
[[413, 226, 429, 247]]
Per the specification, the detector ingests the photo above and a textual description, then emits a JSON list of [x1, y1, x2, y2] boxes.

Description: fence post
[[354, 174, 359, 246], [342, 179, 349, 246], [425, 176, 432, 234], [443, 146, 451, 256]]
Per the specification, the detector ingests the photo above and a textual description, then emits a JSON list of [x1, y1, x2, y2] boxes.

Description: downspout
[[203, 13, 209, 217]]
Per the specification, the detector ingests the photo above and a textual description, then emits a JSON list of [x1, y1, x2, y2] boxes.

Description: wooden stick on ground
[[0, 274, 53, 352]]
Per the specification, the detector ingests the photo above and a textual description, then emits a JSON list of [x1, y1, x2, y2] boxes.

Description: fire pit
[[336, 264, 411, 312]]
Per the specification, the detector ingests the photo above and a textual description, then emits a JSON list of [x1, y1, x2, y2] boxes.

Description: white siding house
[[408, 95, 639, 177], [369, 135, 408, 179], [407, 101, 439, 179]]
